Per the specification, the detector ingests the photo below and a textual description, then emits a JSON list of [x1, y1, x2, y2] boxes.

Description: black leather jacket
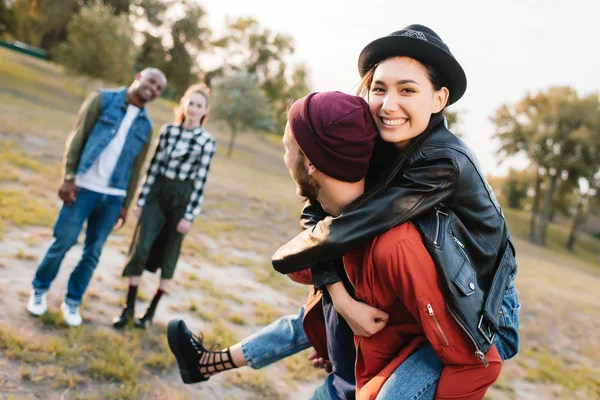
[[272, 121, 518, 363]]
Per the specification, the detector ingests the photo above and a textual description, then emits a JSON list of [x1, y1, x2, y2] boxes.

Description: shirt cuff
[[184, 212, 195, 221]]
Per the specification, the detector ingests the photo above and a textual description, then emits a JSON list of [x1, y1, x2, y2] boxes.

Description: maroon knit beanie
[[288, 91, 377, 182]]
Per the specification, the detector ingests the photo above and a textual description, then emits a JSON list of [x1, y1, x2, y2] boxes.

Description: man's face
[[282, 123, 320, 201], [132, 70, 166, 104]]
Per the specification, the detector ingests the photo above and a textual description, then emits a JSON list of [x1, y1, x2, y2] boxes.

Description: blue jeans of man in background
[[32, 187, 124, 306], [239, 271, 521, 400]]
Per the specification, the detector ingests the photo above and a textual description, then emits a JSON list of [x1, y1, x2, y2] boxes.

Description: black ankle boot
[[135, 289, 164, 329], [167, 319, 237, 384], [113, 306, 134, 328], [134, 307, 155, 329]]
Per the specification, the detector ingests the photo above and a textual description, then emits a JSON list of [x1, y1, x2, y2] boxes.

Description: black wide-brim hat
[[358, 24, 467, 105]]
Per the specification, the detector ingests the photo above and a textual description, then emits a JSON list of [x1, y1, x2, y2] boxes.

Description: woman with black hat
[[165, 25, 519, 400], [270, 24, 520, 399]]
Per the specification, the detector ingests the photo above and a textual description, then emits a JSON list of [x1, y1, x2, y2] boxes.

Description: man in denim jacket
[[27, 68, 167, 326]]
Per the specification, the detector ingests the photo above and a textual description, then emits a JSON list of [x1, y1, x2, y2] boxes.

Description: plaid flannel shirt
[[137, 124, 216, 221]]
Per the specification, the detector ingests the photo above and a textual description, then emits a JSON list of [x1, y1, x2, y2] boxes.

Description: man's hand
[[113, 207, 128, 230], [308, 349, 332, 373], [58, 180, 77, 206], [327, 281, 389, 337], [133, 207, 143, 219], [176, 218, 192, 234]]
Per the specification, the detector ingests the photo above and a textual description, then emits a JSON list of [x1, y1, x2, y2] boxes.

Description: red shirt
[[342, 223, 501, 400]]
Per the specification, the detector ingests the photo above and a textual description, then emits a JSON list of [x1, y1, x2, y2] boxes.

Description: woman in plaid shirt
[[114, 83, 217, 329]]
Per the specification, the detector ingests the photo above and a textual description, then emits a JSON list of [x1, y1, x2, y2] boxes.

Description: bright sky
[[198, 0, 599, 175]]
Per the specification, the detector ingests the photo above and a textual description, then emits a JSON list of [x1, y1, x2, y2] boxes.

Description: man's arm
[[381, 226, 502, 400], [63, 92, 102, 180], [123, 138, 151, 210], [298, 200, 346, 287], [272, 155, 458, 274]]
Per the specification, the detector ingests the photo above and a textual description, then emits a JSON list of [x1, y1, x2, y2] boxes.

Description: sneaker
[[27, 289, 47, 316], [60, 302, 82, 326]]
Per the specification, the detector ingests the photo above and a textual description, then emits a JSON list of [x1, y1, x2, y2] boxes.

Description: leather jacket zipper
[[433, 207, 448, 246], [449, 234, 489, 365], [446, 305, 489, 366], [426, 303, 449, 347], [452, 235, 471, 263]]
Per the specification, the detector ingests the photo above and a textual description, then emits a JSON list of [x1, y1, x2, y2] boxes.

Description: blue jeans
[[494, 269, 521, 361], [241, 279, 521, 399], [241, 305, 311, 369], [240, 306, 337, 400], [32, 187, 123, 305], [376, 342, 442, 400]]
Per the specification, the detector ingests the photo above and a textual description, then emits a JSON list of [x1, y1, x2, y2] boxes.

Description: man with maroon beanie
[[285, 91, 501, 399]]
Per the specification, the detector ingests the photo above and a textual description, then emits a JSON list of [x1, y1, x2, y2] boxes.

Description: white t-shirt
[[76, 105, 140, 196]]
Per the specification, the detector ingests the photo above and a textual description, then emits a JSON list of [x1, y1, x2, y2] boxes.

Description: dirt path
[[0, 226, 319, 399]]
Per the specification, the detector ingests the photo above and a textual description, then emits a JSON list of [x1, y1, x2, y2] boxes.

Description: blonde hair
[[175, 83, 211, 126]]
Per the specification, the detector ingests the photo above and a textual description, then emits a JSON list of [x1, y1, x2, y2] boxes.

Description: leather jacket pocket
[[451, 235, 477, 296], [431, 206, 448, 249]]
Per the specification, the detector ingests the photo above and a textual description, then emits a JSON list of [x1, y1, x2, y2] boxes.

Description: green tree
[[504, 168, 529, 210], [492, 86, 598, 246], [161, 0, 211, 98], [54, 1, 136, 85], [10, 0, 78, 50], [210, 17, 307, 133], [211, 71, 275, 157], [0, 0, 18, 37], [135, 32, 167, 72]]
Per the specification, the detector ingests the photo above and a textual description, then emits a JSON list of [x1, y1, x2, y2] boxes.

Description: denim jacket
[[77, 88, 153, 190]]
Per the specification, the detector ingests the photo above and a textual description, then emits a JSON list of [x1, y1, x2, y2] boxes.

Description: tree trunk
[[566, 194, 587, 251], [535, 173, 559, 246], [227, 124, 237, 158], [529, 168, 542, 243]]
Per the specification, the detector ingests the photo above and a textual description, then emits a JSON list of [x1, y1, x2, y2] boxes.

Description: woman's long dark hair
[[347, 58, 449, 211]]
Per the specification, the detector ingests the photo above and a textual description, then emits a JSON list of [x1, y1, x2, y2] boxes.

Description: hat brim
[[358, 36, 467, 105]]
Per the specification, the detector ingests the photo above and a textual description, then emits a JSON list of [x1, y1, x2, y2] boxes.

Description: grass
[[254, 302, 284, 326], [282, 349, 328, 385], [14, 249, 37, 261], [202, 320, 240, 349], [224, 370, 283, 399], [0, 187, 57, 236], [523, 349, 600, 398], [228, 313, 248, 326], [0, 322, 177, 397], [504, 208, 600, 269]]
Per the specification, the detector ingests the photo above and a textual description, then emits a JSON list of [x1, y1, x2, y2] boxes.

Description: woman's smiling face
[[367, 56, 448, 149]]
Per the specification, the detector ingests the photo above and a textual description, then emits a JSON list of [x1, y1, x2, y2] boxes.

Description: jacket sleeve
[[136, 124, 168, 208], [123, 135, 152, 210], [272, 154, 458, 274], [298, 201, 346, 287], [183, 138, 217, 221], [380, 231, 502, 400], [63, 92, 102, 180]]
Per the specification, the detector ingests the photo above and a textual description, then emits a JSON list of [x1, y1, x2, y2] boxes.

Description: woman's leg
[[376, 342, 444, 400], [135, 277, 170, 328], [167, 306, 311, 383], [494, 269, 521, 361], [115, 195, 166, 328]]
